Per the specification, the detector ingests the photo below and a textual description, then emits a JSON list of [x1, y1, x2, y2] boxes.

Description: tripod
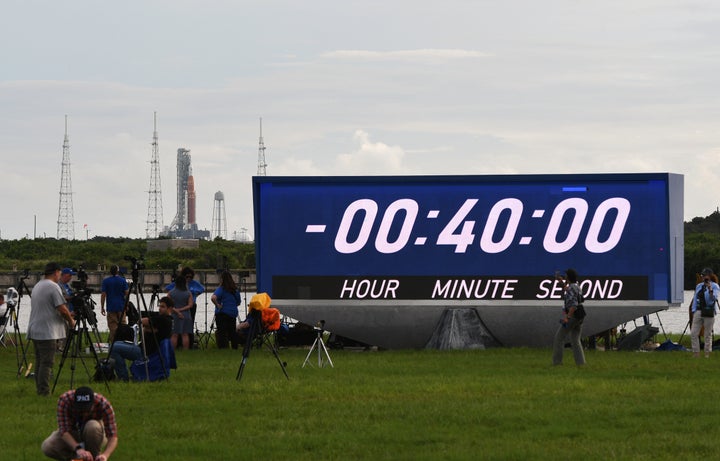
[[239, 272, 250, 318], [114, 262, 167, 381], [147, 284, 161, 311], [195, 271, 216, 350], [197, 315, 216, 350], [12, 272, 34, 378], [73, 292, 104, 348], [52, 312, 110, 394], [302, 321, 334, 368], [236, 310, 289, 381]]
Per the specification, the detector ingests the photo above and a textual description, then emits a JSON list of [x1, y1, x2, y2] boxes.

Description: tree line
[[685, 211, 720, 287], [0, 236, 255, 273]]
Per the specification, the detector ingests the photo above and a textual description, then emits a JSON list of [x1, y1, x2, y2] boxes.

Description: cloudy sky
[[1, 1, 718, 241]]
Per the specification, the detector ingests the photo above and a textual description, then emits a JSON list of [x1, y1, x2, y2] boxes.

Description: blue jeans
[[110, 341, 143, 381]]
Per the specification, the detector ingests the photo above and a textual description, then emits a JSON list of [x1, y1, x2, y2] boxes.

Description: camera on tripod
[[76, 265, 89, 283], [70, 281, 98, 326], [124, 255, 146, 271]]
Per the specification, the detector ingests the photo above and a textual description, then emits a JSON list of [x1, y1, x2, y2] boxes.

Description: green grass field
[[0, 340, 717, 460]]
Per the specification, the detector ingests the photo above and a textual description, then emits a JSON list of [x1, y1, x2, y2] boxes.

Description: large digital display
[[254, 174, 683, 306]]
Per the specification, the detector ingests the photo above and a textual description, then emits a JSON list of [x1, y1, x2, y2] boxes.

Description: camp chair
[[130, 338, 177, 381], [236, 293, 288, 381]]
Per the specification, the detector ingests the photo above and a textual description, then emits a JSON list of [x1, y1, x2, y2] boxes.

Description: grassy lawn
[[0, 339, 717, 460]]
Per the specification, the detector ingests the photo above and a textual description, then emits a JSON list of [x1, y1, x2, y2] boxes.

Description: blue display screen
[[253, 174, 679, 302]]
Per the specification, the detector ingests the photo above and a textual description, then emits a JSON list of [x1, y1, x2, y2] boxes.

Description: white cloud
[[335, 130, 406, 175]]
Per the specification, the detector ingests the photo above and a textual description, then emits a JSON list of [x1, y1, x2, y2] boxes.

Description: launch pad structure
[[165, 148, 210, 239]]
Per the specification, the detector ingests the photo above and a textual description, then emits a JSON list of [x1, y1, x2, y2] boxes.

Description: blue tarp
[[130, 338, 177, 381], [655, 339, 687, 351]]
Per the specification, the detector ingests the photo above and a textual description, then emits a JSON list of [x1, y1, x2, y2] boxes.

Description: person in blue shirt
[[58, 268, 76, 303], [690, 268, 720, 358], [211, 271, 241, 349], [100, 265, 129, 343]]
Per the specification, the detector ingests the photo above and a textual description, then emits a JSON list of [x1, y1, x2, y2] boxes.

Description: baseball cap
[[702, 268, 714, 276], [44, 262, 62, 275], [74, 386, 95, 410], [61, 268, 77, 275]]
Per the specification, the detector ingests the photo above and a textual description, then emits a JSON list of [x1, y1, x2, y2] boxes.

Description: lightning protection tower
[[146, 112, 164, 238], [211, 191, 227, 239], [57, 115, 75, 240], [257, 117, 267, 176]]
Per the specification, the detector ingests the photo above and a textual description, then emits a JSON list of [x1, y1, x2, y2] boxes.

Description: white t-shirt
[[27, 279, 68, 340]]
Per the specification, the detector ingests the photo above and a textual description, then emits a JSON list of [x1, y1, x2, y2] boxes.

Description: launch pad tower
[[57, 115, 75, 240], [166, 148, 209, 239]]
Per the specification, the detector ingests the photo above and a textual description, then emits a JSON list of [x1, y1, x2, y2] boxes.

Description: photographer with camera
[[690, 268, 720, 358], [27, 263, 76, 395], [551, 268, 586, 366], [58, 268, 76, 303], [100, 265, 129, 343]]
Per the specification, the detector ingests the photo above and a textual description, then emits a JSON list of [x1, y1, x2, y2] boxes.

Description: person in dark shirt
[[100, 265, 129, 342], [109, 296, 174, 381]]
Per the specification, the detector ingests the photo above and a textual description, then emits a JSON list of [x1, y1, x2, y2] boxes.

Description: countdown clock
[[253, 173, 683, 348]]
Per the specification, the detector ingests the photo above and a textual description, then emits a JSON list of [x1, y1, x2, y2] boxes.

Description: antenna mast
[[257, 117, 267, 176], [57, 115, 75, 240], [146, 111, 164, 238]]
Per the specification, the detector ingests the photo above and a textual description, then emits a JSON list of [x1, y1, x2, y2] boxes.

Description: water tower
[[211, 191, 227, 239]]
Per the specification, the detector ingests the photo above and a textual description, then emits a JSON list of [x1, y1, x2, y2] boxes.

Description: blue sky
[[1, 1, 719, 240]]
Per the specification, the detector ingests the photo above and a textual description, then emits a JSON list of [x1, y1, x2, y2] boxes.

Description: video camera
[[124, 255, 146, 271], [76, 265, 89, 283], [5, 287, 18, 309], [70, 280, 97, 326]]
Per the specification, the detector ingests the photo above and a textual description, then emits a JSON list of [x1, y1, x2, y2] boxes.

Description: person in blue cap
[[58, 267, 76, 303]]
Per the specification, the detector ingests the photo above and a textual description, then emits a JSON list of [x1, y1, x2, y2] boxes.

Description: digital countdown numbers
[[253, 174, 684, 304], [322, 196, 629, 255]]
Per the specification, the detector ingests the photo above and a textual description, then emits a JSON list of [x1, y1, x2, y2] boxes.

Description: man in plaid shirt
[[41, 386, 118, 461]]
